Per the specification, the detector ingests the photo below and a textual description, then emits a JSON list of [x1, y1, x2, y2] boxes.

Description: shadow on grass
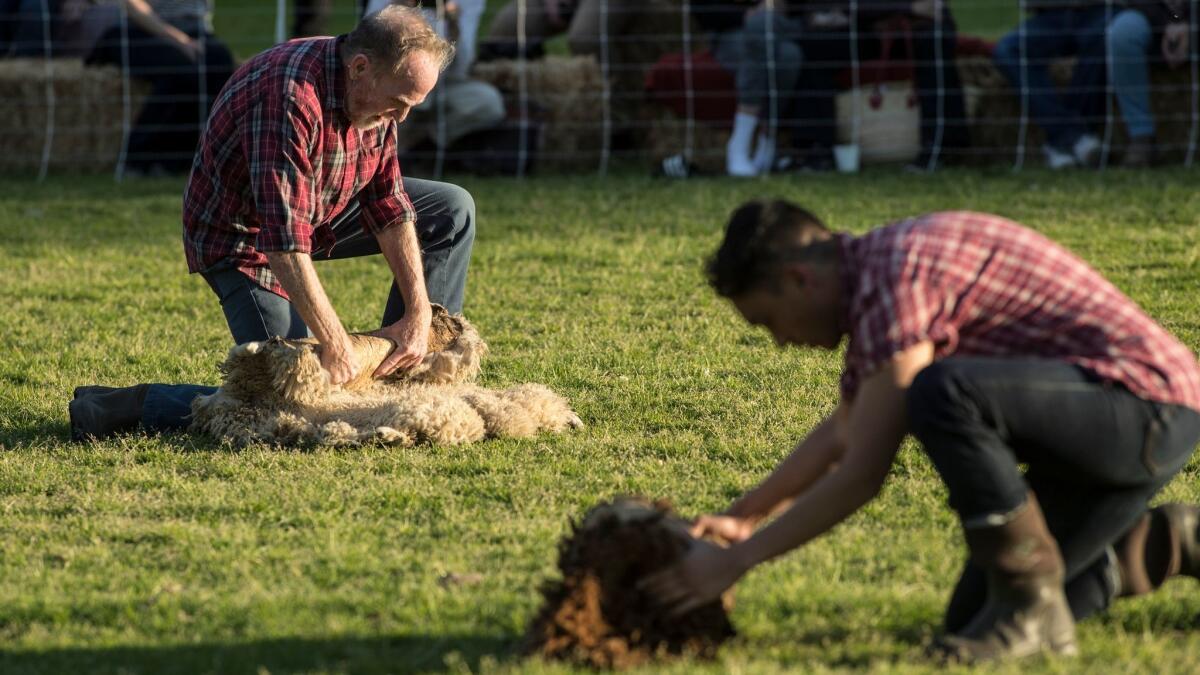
[[0, 633, 518, 675]]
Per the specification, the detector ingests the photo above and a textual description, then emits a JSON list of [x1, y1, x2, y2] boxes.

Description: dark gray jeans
[[906, 357, 1200, 627], [142, 177, 475, 433]]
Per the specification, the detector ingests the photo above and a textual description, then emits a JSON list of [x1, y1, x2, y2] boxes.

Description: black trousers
[[906, 357, 1200, 625]]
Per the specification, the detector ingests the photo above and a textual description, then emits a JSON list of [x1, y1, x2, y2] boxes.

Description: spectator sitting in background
[[365, 0, 507, 169], [85, 0, 235, 176], [478, 0, 636, 60], [993, 0, 1120, 169], [1106, 0, 1191, 167]]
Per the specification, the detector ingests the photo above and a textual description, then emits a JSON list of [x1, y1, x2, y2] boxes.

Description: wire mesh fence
[[0, 0, 1196, 179]]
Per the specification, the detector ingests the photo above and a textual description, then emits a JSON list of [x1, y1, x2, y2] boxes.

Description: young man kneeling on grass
[[642, 200, 1200, 662]]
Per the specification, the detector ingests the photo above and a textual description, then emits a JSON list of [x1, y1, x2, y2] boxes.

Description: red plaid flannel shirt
[[838, 211, 1200, 411], [182, 37, 416, 299]]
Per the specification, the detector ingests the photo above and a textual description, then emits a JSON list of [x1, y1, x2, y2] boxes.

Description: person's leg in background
[[1105, 8, 1157, 166], [787, 28, 853, 170], [909, 6, 971, 170], [4, 0, 63, 56], [992, 9, 1098, 168], [725, 9, 805, 176]]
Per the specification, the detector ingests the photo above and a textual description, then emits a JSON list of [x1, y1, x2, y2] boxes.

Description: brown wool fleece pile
[[524, 497, 736, 669], [189, 305, 583, 447]]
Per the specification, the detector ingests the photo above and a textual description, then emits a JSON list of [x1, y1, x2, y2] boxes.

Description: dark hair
[[706, 200, 834, 298]]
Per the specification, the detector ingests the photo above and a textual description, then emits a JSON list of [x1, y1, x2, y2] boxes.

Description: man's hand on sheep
[[371, 305, 433, 377], [639, 539, 747, 617], [690, 513, 756, 545], [320, 338, 360, 386]]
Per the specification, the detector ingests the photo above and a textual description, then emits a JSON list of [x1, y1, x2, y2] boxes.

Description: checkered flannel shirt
[[182, 36, 415, 299], [837, 211, 1200, 411]]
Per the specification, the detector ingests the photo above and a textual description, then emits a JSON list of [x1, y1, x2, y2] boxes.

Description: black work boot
[[68, 384, 150, 441], [1115, 504, 1200, 596], [935, 493, 1078, 662]]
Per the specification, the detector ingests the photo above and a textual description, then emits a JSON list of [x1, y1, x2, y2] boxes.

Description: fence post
[[37, 0, 55, 182]]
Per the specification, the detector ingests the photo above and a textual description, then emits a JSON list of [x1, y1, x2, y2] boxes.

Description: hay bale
[[0, 58, 149, 172], [524, 497, 736, 669], [190, 304, 584, 447]]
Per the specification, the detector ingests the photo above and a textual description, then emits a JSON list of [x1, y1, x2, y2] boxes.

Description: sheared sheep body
[[190, 306, 582, 447]]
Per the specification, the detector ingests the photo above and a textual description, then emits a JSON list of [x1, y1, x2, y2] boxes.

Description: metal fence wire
[[0, 0, 1196, 179]]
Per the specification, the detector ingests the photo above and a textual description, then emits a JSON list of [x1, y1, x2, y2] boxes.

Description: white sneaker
[[1072, 134, 1101, 167], [752, 134, 776, 175], [1043, 144, 1078, 170], [726, 144, 759, 177]]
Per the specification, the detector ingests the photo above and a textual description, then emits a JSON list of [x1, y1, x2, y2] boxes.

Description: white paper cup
[[834, 143, 860, 174]]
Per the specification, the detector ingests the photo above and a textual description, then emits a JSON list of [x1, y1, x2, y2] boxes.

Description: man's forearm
[[732, 462, 881, 570], [727, 411, 845, 524], [265, 251, 348, 346], [124, 0, 192, 45], [376, 222, 430, 320]]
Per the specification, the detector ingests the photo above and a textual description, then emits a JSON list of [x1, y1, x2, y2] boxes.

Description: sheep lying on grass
[[190, 305, 582, 447]]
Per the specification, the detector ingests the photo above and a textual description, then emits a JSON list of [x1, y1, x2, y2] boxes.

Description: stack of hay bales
[[960, 55, 1197, 165], [0, 58, 148, 173]]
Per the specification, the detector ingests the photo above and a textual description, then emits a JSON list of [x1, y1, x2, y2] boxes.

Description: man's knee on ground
[[445, 184, 476, 229]]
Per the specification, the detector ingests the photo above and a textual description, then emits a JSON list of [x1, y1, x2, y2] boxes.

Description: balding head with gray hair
[[342, 4, 455, 74]]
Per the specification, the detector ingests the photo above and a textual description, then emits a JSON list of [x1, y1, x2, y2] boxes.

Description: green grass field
[[1, 168, 1199, 674]]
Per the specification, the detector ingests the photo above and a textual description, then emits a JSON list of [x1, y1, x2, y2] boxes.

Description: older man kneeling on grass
[[70, 5, 476, 440], [643, 200, 1200, 662]]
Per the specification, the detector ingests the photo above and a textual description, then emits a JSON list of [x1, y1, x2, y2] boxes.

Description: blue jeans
[[711, 10, 805, 112], [993, 7, 1114, 150], [142, 177, 476, 433], [1107, 9, 1155, 139], [907, 357, 1200, 626]]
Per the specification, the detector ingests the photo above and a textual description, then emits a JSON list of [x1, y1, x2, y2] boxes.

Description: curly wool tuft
[[189, 305, 582, 447], [523, 497, 736, 669]]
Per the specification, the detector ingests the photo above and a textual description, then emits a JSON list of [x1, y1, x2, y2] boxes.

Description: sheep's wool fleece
[[190, 307, 582, 447], [523, 497, 736, 669]]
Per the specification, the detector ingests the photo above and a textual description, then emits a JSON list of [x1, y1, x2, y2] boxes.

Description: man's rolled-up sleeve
[[359, 123, 417, 235], [242, 95, 320, 254]]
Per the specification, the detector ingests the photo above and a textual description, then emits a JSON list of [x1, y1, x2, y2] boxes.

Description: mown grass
[[1, 168, 1199, 674]]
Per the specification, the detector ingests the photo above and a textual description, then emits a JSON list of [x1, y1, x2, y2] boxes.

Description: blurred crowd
[[1, 0, 1194, 175]]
